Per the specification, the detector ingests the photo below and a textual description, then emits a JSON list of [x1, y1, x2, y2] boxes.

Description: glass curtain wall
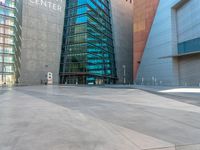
[[60, 0, 116, 85], [0, 0, 22, 85]]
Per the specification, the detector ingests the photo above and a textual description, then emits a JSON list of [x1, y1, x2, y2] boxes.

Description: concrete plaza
[[0, 86, 200, 150]]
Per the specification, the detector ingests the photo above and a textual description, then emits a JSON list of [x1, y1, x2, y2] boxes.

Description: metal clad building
[[134, 0, 200, 86], [111, 0, 133, 84]]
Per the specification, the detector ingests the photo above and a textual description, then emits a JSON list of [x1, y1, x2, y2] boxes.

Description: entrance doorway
[[0, 74, 15, 86]]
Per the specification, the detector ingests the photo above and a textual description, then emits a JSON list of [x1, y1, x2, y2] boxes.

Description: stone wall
[[19, 0, 66, 85]]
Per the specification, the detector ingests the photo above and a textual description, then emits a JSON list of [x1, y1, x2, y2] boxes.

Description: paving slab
[[1, 86, 200, 150]]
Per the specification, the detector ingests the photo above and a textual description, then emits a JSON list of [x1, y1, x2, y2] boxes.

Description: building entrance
[[65, 76, 86, 85], [0, 74, 15, 86]]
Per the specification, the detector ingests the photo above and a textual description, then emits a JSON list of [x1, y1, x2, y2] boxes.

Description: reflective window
[[60, 0, 116, 85]]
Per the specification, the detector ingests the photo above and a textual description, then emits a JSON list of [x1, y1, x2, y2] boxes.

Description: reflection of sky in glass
[[60, 0, 115, 83], [76, 16, 87, 24], [0, 0, 5, 4]]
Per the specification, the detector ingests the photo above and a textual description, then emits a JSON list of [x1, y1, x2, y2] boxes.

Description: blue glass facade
[[178, 37, 200, 55], [0, 0, 22, 85], [60, 0, 116, 84]]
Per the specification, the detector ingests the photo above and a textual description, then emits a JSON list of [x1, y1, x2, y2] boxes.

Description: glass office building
[[0, 0, 22, 85], [60, 0, 116, 85]]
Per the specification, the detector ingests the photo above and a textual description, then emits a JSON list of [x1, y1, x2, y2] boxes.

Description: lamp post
[[45, 64, 48, 85], [1, 65, 6, 86], [1, 66, 3, 86], [152, 76, 154, 86], [1, 65, 3, 85], [122, 65, 126, 84], [4, 66, 6, 85]]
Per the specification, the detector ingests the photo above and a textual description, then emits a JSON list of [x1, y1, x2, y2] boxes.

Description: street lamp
[[1, 65, 6, 86], [44, 64, 48, 85], [122, 65, 126, 84], [4, 66, 6, 85], [1, 65, 3, 85]]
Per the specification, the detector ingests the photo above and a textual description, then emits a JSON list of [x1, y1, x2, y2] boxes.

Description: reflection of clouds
[[0, 0, 5, 4], [160, 88, 200, 93]]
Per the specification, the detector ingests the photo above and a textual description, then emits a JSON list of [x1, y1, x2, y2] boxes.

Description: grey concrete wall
[[176, 0, 200, 86], [110, 0, 133, 84], [179, 54, 200, 86], [177, 0, 200, 43], [19, 0, 65, 85], [137, 0, 200, 86]]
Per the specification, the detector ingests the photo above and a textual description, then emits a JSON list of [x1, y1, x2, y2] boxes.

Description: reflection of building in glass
[[60, 0, 116, 85], [0, 0, 22, 85]]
